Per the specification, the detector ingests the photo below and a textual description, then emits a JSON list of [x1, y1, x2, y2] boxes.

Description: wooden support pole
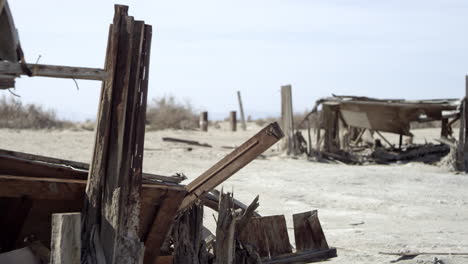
[[237, 91, 247, 131], [51, 213, 81, 264], [322, 103, 340, 153], [441, 118, 449, 138], [82, 5, 152, 264], [0, 61, 108, 81], [463, 75, 468, 171], [200, 111, 208, 132], [230, 111, 237, 132], [281, 85, 295, 155], [307, 117, 312, 155]]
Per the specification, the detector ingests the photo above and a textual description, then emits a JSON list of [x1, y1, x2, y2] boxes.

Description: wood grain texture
[[50, 213, 81, 264], [0, 61, 108, 80]]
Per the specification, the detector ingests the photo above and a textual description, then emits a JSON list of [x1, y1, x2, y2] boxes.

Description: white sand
[[0, 124, 467, 264]]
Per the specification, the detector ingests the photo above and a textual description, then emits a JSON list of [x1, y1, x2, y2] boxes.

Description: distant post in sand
[[230, 111, 237, 132], [237, 91, 247, 131], [200, 111, 208, 132], [281, 84, 295, 155]]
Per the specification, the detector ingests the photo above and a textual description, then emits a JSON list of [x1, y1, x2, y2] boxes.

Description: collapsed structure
[[293, 95, 461, 165], [0, 3, 337, 264]]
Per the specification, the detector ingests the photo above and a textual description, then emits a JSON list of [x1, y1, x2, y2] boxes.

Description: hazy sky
[[6, 0, 468, 120]]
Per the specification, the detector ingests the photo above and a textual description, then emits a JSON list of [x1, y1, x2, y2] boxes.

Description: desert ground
[[0, 124, 467, 264]]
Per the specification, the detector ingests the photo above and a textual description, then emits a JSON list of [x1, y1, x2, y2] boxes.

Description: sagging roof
[[309, 95, 460, 136]]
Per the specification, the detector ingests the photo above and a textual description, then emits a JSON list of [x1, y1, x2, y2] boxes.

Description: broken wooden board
[[262, 248, 337, 264], [293, 211, 329, 251], [163, 137, 212, 148], [0, 148, 184, 183], [179, 122, 284, 210], [238, 215, 292, 258], [0, 174, 185, 255], [203, 189, 261, 217]]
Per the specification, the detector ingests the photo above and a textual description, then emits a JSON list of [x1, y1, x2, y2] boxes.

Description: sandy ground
[[0, 124, 467, 264]]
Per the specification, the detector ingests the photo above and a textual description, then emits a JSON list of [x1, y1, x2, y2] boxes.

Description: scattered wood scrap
[[163, 137, 212, 148]]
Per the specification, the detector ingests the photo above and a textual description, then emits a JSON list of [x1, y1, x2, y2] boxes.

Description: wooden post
[[230, 111, 237, 132], [322, 103, 340, 153], [51, 213, 81, 264], [307, 117, 312, 155], [82, 5, 152, 264], [200, 111, 208, 132], [281, 85, 295, 155], [441, 118, 449, 138], [462, 76, 468, 172], [237, 91, 247, 131]]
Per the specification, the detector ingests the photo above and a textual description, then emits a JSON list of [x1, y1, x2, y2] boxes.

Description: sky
[[6, 0, 468, 121]]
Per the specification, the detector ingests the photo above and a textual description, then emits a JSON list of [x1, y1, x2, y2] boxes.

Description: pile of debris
[[0, 4, 336, 264], [296, 95, 460, 165]]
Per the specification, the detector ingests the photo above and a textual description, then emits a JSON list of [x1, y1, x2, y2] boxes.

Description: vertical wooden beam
[[82, 5, 152, 264], [173, 204, 205, 264], [307, 117, 312, 155], [281, 85, 294, 155], [441, 118, 449, 138], [230, 111, 237, 132], [200, 111, 208, 132], [51, 213, 81, 264], [237, 91, 247, 131], [322, 103, 340, 153], [463, 75, 468, 171], [215, 192, 238, 264]]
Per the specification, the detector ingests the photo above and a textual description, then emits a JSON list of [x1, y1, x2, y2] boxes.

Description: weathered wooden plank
[[50, 213, 81, 264], [180, 122, 283, 210], [307, 211, 329, 250], [262, 215, 292, 257], [293, 211, 329, 252], [238, 215, 291, 258], [262, 248, 337, 264], [203, 190, 261, 218], [163, 137, 212, 148], [143, 189, 186, 264], [0, 61, 108, 81], [0, 175, 183, 201]]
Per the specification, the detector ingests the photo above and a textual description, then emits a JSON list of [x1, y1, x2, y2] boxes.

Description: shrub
[[146, 96, 199, 130], [0, 96, 72, 129]]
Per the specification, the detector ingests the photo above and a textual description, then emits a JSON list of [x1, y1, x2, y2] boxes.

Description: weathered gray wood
[[200, 111, 208, 132], [307, 211, 329, 250], [238, 215, 292, 258], [293, 211, 329, 252], [230, 111, 237, 132], [82, 5, 151, 264], [179, 122, 283, 211], [0, 61, 108, 80], [262, 248, 337, 264], [281, 85, 295, 155], [237, 91, 247, 131], [215, 192, 238, 264], [463, 75, 468, 171], [322, 103, 340, 153], [235, 195, 260, 236], [173, 203, 206, 264], [50, 213, 81, 264]]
